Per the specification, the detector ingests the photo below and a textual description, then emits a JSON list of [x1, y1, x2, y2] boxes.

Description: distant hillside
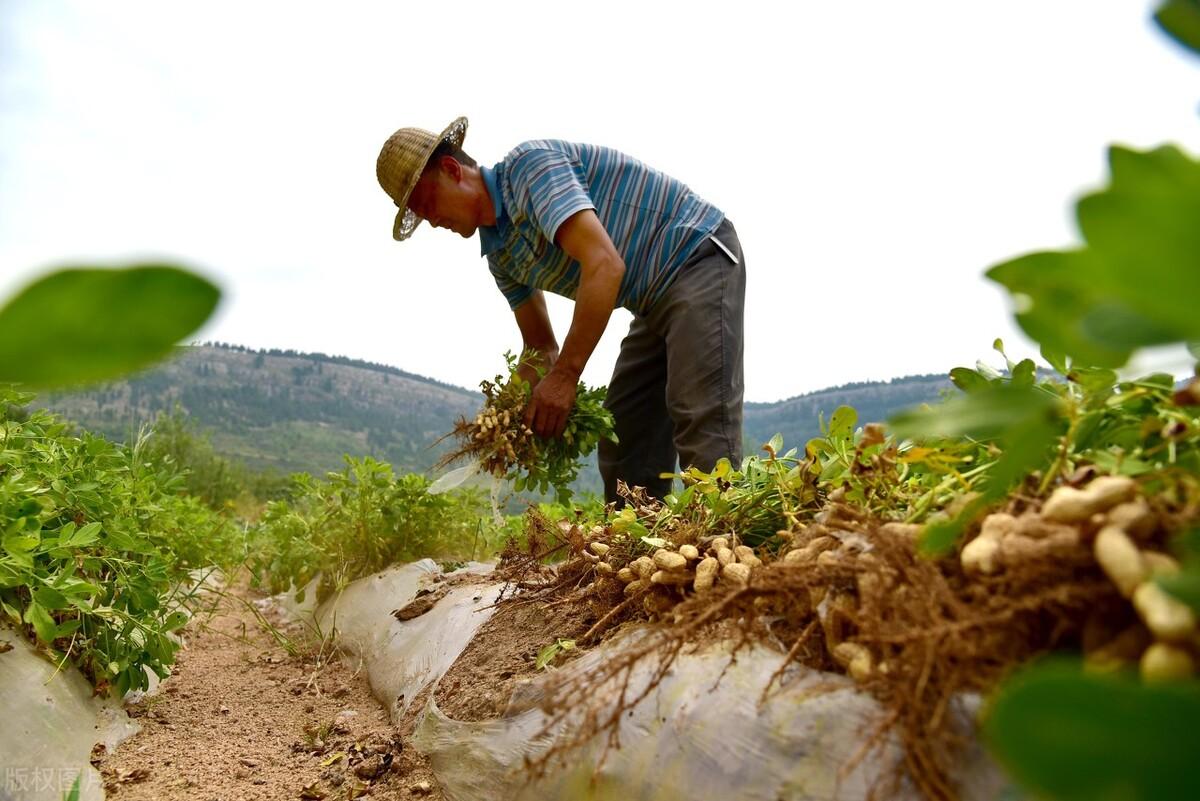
[[40, 343, 480, 476], [39, 343, 954, 481], [744, 374, 954, 453]]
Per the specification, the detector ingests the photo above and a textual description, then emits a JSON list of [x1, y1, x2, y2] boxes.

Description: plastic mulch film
[[0, 627, 139, 801], [304, 560, 504, 721], [412, 631, 1010, 801]]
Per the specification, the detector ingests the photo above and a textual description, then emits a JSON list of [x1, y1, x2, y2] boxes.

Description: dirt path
[[98, 580, 445, 801]]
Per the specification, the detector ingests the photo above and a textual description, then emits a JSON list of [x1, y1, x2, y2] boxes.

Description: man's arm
[[513, 290, 559, 387], [524, 209, 625, 438]]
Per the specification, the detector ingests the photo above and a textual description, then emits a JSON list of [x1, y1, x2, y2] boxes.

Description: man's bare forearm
[[554, 254, 623, 380], [513, 290, 559, 387]]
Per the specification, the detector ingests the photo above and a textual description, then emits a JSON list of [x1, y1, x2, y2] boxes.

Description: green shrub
[[0, 388, 243, 695], [140, 406, 293, 515], [248, 456, 494, 600]]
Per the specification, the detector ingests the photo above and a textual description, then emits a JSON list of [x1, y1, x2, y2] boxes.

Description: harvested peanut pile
[[496, 473, 1198, 801], [436, 351, 616, 499], [99, 579, 443, 801]]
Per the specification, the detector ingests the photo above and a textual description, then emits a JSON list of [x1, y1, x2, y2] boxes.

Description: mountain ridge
[[38, 344, 953, 480]]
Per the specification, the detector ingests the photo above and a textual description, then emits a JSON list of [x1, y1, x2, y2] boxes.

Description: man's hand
[[524, 366, 578, 439]]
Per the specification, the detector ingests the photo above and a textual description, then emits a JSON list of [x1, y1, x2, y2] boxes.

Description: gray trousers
[[598, 217, 746, 503]]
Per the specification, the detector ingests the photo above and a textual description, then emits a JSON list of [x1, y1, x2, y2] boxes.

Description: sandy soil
[[98, 581, 444, 801], [435, 594, 594, 722]]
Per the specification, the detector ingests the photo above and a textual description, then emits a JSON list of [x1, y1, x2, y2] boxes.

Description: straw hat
[[376, 116, 468, 241]]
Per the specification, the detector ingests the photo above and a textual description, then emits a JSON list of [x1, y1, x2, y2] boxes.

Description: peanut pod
[[961, 530, 1002, 575], [651, 569, 694, 586], [631, 556, 656, 580], [734, 545, 762, 567], [1140, 642, 1196, 683], [1106, 498, 1156, 540], [693, 557, 718, 593], [721, 562, 751, 584], [1042, 475, 1137, 523], [1093, 526, 1147, 597], [653, 549, 687, 571], [999, 530, 1079, 566], [832, 642, 873, 682], [1133, 582, 1197, 641]]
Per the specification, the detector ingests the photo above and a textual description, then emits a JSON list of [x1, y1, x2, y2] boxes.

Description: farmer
[[376, 117, 745, 504]]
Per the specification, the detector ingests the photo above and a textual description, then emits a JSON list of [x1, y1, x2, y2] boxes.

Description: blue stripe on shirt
[[479, 140, 724, 316]]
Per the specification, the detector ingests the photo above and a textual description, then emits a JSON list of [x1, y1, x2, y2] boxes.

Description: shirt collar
[[478, 163, 508, 257]]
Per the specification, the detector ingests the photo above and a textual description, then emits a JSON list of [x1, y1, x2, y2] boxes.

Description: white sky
[[1, 1, 1197, 401]]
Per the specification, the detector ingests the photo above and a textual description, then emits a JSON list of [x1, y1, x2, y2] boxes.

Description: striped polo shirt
[[477, 140, 724, 317]]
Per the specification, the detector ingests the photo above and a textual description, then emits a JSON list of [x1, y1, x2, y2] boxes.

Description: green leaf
[[1010, 359, 1036, 388], [1072, 410, 1106, 451], [1160, 528, 1200, 612], [1081, 302, 1184, 349], [984, 414, 1061, 496], [0, 265, 220, 388], [55, 618, 81, 638], [984, 659, 1200, 801], [900, 385, 1062, 555], [949, 367, 991, 393], [1075, 147, 1200, 323], [1070, 366, 1120, 397], [535, 639, 576, 670], [890, 384, 1060, 443], [988, 146, 1200, 369], [1155, 0, 1200, 57], [3, 532, 40, 555], [919, 495, 987, 555], [827, 406, 857, 443], [673, 484, 697, 510], [988, 250, 1133, 368], [33, 586, 69, 610], [57, 576, 101, 599], [64, 773, 82, 801], [164, 610, 190, 631], [24, 601, 57, 644], [918, 410, 1059, 556], [1158, 570, 1200, 613], [1040, 345, 1069, 375], [64, 521, 102, 548]]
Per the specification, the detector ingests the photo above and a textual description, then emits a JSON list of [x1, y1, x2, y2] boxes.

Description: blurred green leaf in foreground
[[0, 264, 220, 388], [985, 660, 1200, 801], [1155, 0, 1200, 56], [987, 145, 1200, 369]]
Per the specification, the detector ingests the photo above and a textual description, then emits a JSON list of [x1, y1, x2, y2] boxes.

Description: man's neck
[[471, 168, 497, 227]]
